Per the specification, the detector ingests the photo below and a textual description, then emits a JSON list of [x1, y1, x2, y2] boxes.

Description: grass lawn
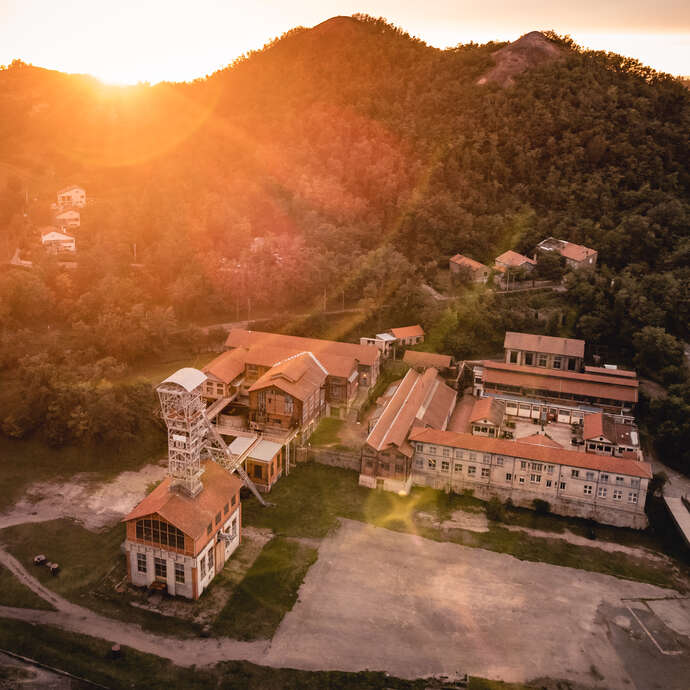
[[0, 618, 537, 689], [0, 519, 202, 638], [213, 536, 318, 640], [0, 433, 166, 513], [0, 565, 54, 610], [115, 351, 217, 386], [309, 418, 345, 447], [243, 464, 686, 590]]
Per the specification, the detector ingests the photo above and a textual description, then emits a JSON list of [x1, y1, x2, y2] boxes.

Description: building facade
[[57, 185, 86, 208], [409, 428, 650, 528], [503, 332, 585, 371], [449, 254, 490, 282], [536, 237, 597, 270], [123, 462, 243, 599]]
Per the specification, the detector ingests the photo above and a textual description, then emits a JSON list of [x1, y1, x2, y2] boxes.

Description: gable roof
[[366, 368, 456, 456], [504, 332, 585, 358], [469, 397, 505, 426], [203, 349, 247, 384], [518, 433, 563, 449], [409, 427, 652, 478], [225, 329, 379, 368], [55, 209, 80, 218], [41, 230, 74, 242], [390, 324, 424, 339], [583, 413, 639, 447], [248, 351, 327, 400], [495, 250, 536, 268], [57, 185, 85, 195], [537, 237, 596, 263], [450, 254, 488, 272], [403, 350, 453, 370], [123, 461, 243, 544]]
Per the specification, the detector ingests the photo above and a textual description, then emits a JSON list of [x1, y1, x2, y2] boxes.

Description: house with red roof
[[122, 461, 243, 599], [537, 237, 597, 270], [469, 397, 505, 437], [449, 254, 490, 283], [389, 324, 424, 346]]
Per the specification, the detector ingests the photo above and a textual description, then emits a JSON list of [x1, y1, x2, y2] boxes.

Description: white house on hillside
[[55, 209, 80, 229], [57, 185, 86, 208], [41, 228, 76, 254]]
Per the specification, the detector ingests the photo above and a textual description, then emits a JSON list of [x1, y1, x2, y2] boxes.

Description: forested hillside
[[0, 15, 688, 470]]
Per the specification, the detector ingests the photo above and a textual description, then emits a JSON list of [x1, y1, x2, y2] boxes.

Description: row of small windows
[[206, 496, 237, 535], [137, 554, 186, 584], [136, 519, 185, 550]]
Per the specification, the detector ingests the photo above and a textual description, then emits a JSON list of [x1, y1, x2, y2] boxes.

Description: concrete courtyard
[[265, 519, 690, 689]]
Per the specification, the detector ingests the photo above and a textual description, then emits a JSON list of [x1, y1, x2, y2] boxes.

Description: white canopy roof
[[160, 367, 207, 392]]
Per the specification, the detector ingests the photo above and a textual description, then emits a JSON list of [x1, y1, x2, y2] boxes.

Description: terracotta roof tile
[[518, 433, 563, 448], [390, 325, 425, 339], [403, 350, 452, 370], [203, 349, 247, 384], [504, 332, 585, 358], [494, 250, 536, 268], [469, 397, 505, 426], [450, 254, 488, 272], [409, 427, 652, 478], [248, 351, 327, 400]]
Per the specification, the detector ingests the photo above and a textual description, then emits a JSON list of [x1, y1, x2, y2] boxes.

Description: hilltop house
[[57, 185, 86, 208], [389, 325, 424, 347], [537, 237, 597, 270], [122, 461, 242, 599], [55, 209, 80, 229], [504, 331, 585, 371], [41, 228, 75, 254], [494, 250, 536, 273], [449, 254, 490, 283]]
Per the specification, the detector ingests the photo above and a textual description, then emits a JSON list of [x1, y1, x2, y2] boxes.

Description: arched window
[[135, 518, 185, 550]]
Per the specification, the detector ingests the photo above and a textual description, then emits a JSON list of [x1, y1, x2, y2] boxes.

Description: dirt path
[[0, 546, 267, 667]]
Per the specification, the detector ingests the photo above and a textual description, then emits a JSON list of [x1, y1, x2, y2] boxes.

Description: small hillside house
[[494, 250, 536, 273], [41, 228, 75, 254], [537, 237, 597, 270], [55, 209, 80, 229], [57, 185, 86, 208], [389, 325, 425, 347], [449, 254, 490, 283], [123, 461, 242, 600], [469, 397, 505, 437]]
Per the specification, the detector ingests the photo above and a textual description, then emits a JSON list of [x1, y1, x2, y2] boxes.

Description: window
[[231, 495, 237, 506], [481, 467, 490, 478], [442, 448, 450, 457], [616, 476, 624, 484], [597, 487, 607, 498], [135, 518, 185, 550], [628, 492, 638, 504], [495, 457, 504, 466], [531, 462, 543, 471], [571, 469, 579, 478], [468, 466, 476, 476], [416, 443, 424, 452], [505, 473, 512, 481], [553, 356, 562, 369], [230, 517, 237, 538], [395, 463, 403, 473], [559, 482, 566, 490], [441, 461, 450, 472], [546, 480, 552, 488], [380, 462, 389, 471], [588, 443, 596, 451], [427, 446, 437, 455], [175, 563, 185, 584], [454, 463, 463, 472], [546, 465, 554, 474], [207, 549, 214, 573], [600, 474, 609, 483], [455, 449, 465, 459], [284, 396, 293, 414], [586, 471, 595, 481], [520, 461, 527, 470], [583, 485, 592, 495], [215, 512, 221, 525], [253, 465, 263, 479], [631, 478, 640, 488], [537, 354, 547, 367], [509, 351, 518, 363], [483, 454, 491, 465], [200, 555, 206, 579], [613, 489, 623, 500], [524, 352, 534, 366], [469, 452, 477, 461], [154, 557, 167, 580], [519, 477, 525, 484], [416, 458, 423, 468], [207, 523, 212, 536], [530, 474, 541, 484], [428, 458, 436, 469], [137, 553, 147, 573], [223, 503, 229, 515]]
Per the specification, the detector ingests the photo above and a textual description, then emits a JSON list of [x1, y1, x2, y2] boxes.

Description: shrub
[[532, 499, 551, 515], [486, 495, 505, 522]]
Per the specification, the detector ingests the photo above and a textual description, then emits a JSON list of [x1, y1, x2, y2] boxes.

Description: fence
[[308, 447, 361, 472]]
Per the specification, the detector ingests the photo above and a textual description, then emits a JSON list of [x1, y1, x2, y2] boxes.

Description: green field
[[0, 565, 54, 610]]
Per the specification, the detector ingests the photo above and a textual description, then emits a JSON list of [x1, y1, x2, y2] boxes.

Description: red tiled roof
[[559, 242, 596, 263], [469, 397, 505, 426], [203, 349, 247, 384], [409, 427, 652, 478], [494, 250, 536, 268], [450, 254, 487, 272], [248, 351, 327, 400], [518, 433, 563, 449], [390, 325, 425, 339], [504, 332, 585, 358], [481, 361, 638, 404], [123, 462, 243, 547], [366, 368, 455, 456], [583, 413, 639, 447], [225, 329, 379, 368], [403, 350, 452, 370]]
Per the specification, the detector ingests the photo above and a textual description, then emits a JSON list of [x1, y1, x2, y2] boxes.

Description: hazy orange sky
[[1, 1, 688, 83]]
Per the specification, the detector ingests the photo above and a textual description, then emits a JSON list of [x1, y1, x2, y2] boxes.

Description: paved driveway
[[265, 519, 689, 688]]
